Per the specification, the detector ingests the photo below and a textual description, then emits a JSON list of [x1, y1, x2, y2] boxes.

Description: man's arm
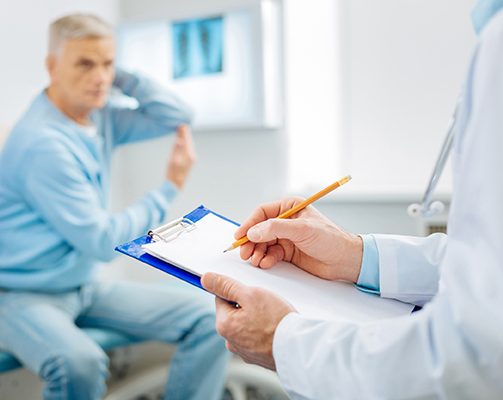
[[23, 140, 175, 262], [110, 68, 193, 146]]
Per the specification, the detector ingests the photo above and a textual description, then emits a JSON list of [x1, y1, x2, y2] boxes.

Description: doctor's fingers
[[240, 239, 279, 262], [225, 340, 238, 354], [234, 197, 306, 240], [214, 297, 237, 337], [202, 272, 248, 303], [258, 244, 287, 269], [247, 218, 310, 244], [240, 241, 256, 261], [213, 296, 256, 340], [250, 242, 268, 267]]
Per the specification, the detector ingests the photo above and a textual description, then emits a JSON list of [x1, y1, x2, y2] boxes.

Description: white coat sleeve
[[272, 13, 503, 400], [374, 233, 447, 306]]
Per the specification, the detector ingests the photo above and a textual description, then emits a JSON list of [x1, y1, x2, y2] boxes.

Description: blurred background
[[0, 0, 476, 397]]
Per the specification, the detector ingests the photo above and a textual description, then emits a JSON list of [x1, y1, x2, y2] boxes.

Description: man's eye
[[78, 61, 94, 69]]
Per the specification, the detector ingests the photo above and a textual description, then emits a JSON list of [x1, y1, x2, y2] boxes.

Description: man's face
[[47, 37, 115, 111]]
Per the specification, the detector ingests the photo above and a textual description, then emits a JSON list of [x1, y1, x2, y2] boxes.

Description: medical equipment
[[408, 97, 461, 218]]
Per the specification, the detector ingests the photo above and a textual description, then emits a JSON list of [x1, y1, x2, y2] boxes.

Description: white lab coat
[[272, 12, 503, 400]]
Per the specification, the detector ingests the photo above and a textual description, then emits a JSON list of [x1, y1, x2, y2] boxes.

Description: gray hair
[[48, 13, 114, 54]]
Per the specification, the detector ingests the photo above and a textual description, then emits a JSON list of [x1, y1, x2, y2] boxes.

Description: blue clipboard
[[115, 205, 239, 290]]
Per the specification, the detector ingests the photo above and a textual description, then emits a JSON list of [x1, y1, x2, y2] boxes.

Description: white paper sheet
[[144, 213, 414, 323]]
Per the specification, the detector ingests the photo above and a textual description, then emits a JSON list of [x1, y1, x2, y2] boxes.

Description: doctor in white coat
[[202, 1, 503, 398]]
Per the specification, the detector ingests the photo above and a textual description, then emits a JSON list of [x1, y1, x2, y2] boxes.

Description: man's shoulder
[[6, 101, 73, 161], [13, 93, 55, 131], [9, 118, 66, 153]]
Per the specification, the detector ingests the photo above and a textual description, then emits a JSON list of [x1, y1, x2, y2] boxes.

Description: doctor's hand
[[166, 124, 196, 189], [201, 272, 296, 371], [235, 198, 363, 283]]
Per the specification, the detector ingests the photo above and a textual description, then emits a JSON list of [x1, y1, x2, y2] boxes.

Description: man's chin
[[88, 97, 108, 109]]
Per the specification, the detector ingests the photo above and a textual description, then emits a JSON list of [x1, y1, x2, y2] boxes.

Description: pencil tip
[[223, 246, 233, 253]]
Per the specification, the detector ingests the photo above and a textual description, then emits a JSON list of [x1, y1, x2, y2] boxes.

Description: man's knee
[[40, 346, 109, 396]]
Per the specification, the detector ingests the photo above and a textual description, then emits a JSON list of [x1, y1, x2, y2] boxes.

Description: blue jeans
[[0, 280, 230, 400]]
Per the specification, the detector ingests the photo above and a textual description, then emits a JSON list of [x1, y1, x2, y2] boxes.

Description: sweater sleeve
[[110, 69, 193, 147], [23, 142, 177, 262]]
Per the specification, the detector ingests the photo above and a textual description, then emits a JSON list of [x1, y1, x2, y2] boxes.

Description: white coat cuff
[[373, 234, 400, 298]]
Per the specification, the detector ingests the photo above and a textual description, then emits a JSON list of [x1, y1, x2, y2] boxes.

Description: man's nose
[[91, 66, 112, 85]]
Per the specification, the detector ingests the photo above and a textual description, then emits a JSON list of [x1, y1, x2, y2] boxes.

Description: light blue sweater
[[0, 70, 192, 291]]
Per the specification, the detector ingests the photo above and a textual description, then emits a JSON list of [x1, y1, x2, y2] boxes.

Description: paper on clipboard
[[142, 212, 414, 323]]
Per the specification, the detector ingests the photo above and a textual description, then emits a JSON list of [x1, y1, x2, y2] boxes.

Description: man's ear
[[45, 55, 57, 80]]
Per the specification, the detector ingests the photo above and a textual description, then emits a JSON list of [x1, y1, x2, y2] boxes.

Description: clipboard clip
[[148, 217, 196, 243]]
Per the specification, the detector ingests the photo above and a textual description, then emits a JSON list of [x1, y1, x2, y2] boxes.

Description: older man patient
[[0, 14, 229, 400]]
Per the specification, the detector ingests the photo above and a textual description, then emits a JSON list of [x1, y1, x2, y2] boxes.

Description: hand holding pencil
[[227, 176, 364, 283]]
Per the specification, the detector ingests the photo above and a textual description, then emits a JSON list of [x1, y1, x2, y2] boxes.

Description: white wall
[[0, 0, 119, 127], [342, 0, 476, 195], [282, 0, 476, 196], [284, 0, 343, 191]]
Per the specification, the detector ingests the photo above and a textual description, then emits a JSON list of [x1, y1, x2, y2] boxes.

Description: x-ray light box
[[117, 0, 282, 131]]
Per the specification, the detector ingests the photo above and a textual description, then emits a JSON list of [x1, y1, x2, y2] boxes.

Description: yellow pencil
[[223, 175, 352, 253]]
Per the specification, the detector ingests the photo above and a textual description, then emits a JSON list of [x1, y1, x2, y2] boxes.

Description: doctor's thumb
[[247, 218, 307, 243], [201, 273, 242, 302]]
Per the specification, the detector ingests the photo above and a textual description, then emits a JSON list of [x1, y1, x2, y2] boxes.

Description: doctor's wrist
[[346, 233, 363, 283], [330, 232, 363, 283]]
